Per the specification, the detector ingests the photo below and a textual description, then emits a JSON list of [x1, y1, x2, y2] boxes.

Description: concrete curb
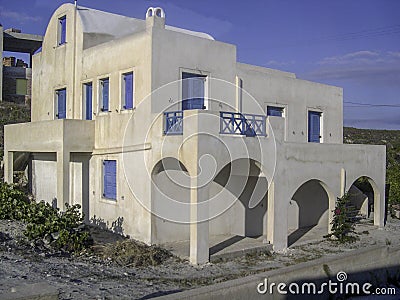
[[155, 245, 400, 300]]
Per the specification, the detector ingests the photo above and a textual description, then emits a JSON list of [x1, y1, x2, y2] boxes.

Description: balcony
[[163, 110, 266, 137], [219, 112, 266, 137], [164, 111, 183, 135]]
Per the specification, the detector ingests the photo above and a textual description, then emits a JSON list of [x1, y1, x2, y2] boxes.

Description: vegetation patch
[[0, 181, 91, 253], [96, 239, 172, 267], [325, 192, 358, 243]]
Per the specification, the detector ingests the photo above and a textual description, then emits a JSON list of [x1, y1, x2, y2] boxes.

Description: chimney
[[146, 7, 165, 29]]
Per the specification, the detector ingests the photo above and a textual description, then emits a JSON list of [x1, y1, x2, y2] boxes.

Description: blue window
[[182, 72, 206, 110], [267, 106, 284, 117], [103, 160, 117, 200], [58, 16, 66, 45], [100, 78, 109, 112], [84, 83, 92, 120], [308, 111, 321, 143], [122, 72, 134, 110], [56, 88, 66, 119]]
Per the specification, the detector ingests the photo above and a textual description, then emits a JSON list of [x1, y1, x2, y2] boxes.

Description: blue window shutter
[[267, 106, 283, 117], [85, 83, 92, 120], [59, 17, 66, 45], [308, 111, 321, 143], [57, 89, 66, 119], [124, 73, 133, 109], [102, 79, 109, 111], [103, 160, 117, 200], [181, 72, 205, 110]]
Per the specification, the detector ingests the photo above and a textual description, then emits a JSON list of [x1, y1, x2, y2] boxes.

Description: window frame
[[307, 109, 323, 143], [267, 105, 285, 117], [15, 78, 28, 95], [102, 159, 117, 200], [54, 87, 67, 119], [98, 77, 110, 113], [179, 68, 209, 111], [57, 15, 67, 46], [121, 70, 135, 111], [82, 81, 93, 120]]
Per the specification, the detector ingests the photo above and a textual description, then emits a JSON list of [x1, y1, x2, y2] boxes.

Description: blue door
[[308, 111, 321, 143], [85, 83, 92, 120], [182, 72, 206, 110], [57, 89, 66, 119]]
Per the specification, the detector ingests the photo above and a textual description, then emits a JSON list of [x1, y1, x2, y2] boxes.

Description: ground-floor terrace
[[3, 115, 386, 264]]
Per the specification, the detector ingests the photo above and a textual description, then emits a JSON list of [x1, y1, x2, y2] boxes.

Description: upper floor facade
[[31, 4, 343, 146]]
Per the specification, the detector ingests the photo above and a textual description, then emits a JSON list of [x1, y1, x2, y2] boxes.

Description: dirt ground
[[0, 217, 399, 300]]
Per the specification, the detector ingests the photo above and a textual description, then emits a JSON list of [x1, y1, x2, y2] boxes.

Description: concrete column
[[267, 181, 288, 250], [189, 177, 210, 264], [340, 168, 346, 196], [373, 181, 385, 228], [56, 151, 70, 210], [4, 151, 14, 183]]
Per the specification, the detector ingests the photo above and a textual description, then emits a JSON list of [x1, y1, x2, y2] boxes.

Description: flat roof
[[2, 29, 43, 54]]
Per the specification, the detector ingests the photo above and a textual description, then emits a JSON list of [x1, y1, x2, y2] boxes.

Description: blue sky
[[1, 0, 399, 129]]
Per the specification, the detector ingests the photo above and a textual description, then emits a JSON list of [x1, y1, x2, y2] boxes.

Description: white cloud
[[0, 7, 42, 23], [318, 50, 380, 65], [304, 50, 400, 86], [266, 60, 295, 67]]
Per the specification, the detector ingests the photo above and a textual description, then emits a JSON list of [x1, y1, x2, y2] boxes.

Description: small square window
[[58, 16, 66, 46], [267, 106, 284, 117], [122, 72, 134, 110], [103, 160, 117, 200], [99, 78, 110, 112], [16, 78, 28, 95]]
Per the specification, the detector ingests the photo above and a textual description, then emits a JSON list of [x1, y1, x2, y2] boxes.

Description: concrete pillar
[[373, 181, 385, 228], [267, 181, 288, 250], [340, 168, 346, 196], [56, 151, 70, 210], [4, 151, 14, 183], [189, 180, 209, 264]]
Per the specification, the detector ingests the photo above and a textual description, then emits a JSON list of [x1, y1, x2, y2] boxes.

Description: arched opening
[[146, 7, 154, 18], [151, 157, 190, 244], [209, 158, 268, 254], [288, 179, 331, 246], [348, 176, 375, 221], [155, 8, 163, 17]]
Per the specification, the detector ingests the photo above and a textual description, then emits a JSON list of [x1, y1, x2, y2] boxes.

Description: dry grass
[[95, 239, 172, 267]]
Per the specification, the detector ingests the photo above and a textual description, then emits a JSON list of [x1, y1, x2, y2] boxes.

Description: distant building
[[4, 4, 386, 264], [0, 27, 43, 103], [2, 56, 31, 104]]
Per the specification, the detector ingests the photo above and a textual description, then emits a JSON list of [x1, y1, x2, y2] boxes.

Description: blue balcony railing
[[164, 111, 183, 135], [220, 111, 266, 137]]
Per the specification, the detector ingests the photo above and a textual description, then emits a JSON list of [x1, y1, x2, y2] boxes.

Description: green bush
[[326, 192, 357, 243], [0, 181, 91, 252]]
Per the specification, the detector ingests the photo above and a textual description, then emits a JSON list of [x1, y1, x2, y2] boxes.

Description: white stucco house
[[3, 4, 386, 264]]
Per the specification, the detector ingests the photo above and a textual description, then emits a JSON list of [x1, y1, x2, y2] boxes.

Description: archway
[[348, 176, 376, 220], [151, 157, 191, 244], [287, 179, 331, 246], [208, 158, 268, 254]]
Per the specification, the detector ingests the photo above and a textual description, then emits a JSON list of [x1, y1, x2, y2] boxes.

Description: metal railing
[[164, 111, 183, 135], [220, 111, 266, 136]]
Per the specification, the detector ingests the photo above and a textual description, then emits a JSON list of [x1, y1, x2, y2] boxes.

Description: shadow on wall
[[288, 180, 329, 246], [90, 215, 125, 236]]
